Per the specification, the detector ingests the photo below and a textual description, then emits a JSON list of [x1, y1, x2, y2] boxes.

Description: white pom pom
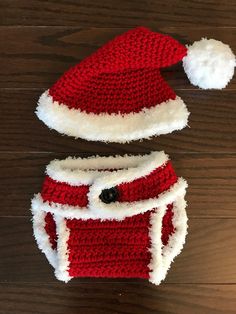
[[183, 38, 235, 89]]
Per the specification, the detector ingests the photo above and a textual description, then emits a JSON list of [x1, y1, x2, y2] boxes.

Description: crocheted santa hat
[[36, 27, 235, 143]]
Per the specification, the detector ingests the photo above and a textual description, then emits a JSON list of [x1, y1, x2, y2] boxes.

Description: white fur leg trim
[[31, 205, 57, 269], [147, 205, 166, 283], [36, 90, 189, 143], [161, 197, 188, 281], [54, 215, 72, 283], [31, 201, 71, 283], [148, 196, 188, 285]]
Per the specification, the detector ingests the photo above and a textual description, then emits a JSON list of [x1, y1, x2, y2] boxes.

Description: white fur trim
[[31, 203, 71, 283], [31, 206, 57, 268], [148, 196, 188, 285], [183, 38, 235, 89], [46, 151, 168, 186], [147, 205, 166, 284], [36, 90, 189, 143], [54, 215, 72, 282], [31, 178, 187, 221]]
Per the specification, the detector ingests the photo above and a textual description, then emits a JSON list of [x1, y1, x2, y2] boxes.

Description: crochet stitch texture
[[49, 27, 187, 114]]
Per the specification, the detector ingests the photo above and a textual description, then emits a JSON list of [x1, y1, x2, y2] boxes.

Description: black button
[[99, 187, 119, 204]]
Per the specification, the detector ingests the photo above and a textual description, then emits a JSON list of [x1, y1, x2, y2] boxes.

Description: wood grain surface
[[0, 283, 235, 314], [0, 0, 236, 313], [1, 0, 236, 27]]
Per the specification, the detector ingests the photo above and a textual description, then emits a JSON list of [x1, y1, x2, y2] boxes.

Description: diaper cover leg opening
[[31, 196, 187, 284], [148, 196, 188, 285]]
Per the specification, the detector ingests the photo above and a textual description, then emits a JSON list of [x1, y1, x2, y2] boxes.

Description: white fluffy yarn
[[183, 38, 235, 89]]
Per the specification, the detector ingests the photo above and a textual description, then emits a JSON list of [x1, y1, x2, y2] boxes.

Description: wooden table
[[0, 1, 236, 313]]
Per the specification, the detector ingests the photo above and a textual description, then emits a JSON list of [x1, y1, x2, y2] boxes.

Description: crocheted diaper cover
[[31, 151, 188, 284]]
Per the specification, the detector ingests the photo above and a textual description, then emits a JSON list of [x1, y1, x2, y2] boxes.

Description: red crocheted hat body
[[36, 27, 189, 142], [31, 152, 188, 284]]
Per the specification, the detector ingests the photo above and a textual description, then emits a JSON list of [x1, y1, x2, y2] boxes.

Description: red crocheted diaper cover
[[31, 151, 188, 284]]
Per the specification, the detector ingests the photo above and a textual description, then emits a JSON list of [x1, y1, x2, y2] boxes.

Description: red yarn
[[161, 204, 175, 245], [44, 212, 57, 250], [48, 27, 187, 114], [66, 211, 151, 278], [41, 176, 89, 207]]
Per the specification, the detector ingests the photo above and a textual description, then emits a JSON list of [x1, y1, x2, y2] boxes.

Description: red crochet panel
[[65, 204, 174, 278], [41, 161, 177, 207], [49, 27, 187, 114], [66, 211, 151, 278]]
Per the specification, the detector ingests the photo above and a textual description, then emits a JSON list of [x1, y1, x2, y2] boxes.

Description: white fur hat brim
[[36, 90, 189, 143]]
